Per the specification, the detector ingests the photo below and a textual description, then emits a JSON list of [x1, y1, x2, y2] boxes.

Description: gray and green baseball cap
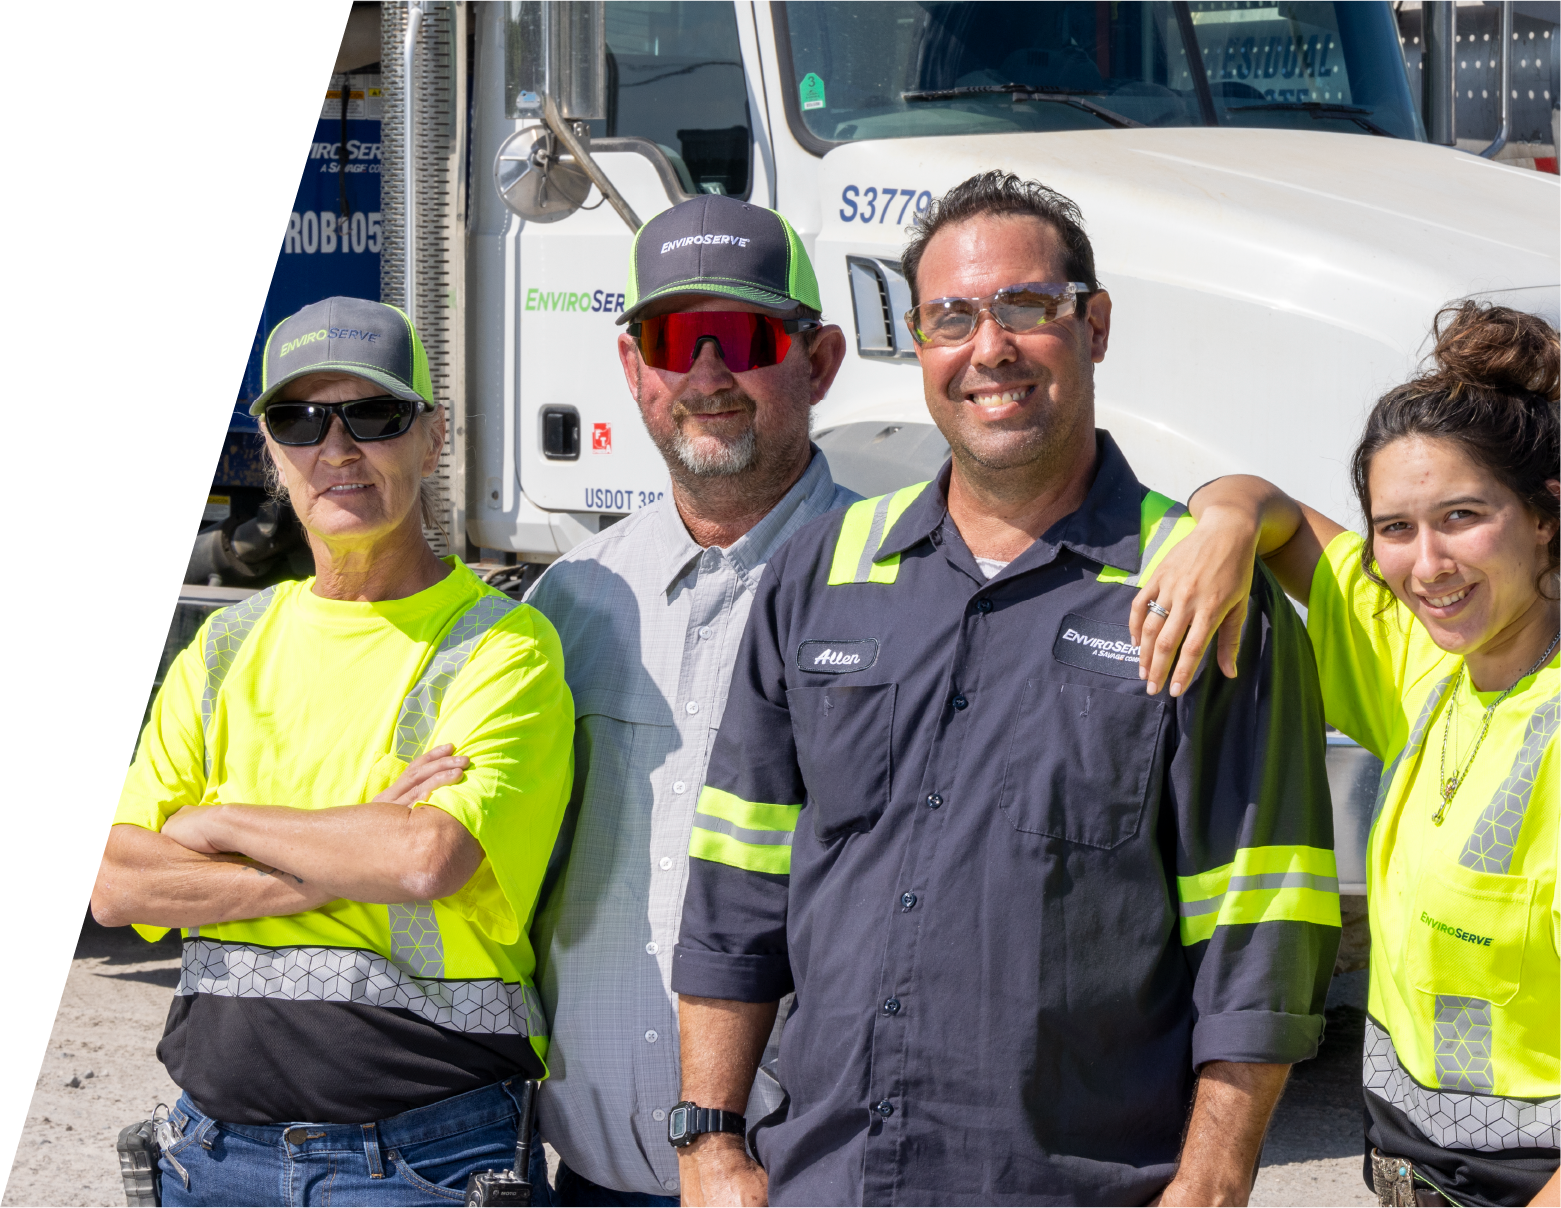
[[249, 296, 433, 415], [619, 194, 822, 325]]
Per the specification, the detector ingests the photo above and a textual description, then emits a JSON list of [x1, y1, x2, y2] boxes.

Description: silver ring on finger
[[1146, 600, 1170, 619]]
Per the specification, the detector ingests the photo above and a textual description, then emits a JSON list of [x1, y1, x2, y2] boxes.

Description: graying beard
[[668, 424, 759, 477]]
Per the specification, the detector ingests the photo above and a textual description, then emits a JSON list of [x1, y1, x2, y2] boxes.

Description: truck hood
[[817, 126, 1558, 347], [810, 128, 1558, 521]]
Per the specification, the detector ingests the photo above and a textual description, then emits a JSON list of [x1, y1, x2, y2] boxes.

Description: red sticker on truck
[[592, 423, 612, 453]]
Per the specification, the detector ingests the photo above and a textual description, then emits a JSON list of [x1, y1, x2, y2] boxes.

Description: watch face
[[668, 1106, 691, 1145]]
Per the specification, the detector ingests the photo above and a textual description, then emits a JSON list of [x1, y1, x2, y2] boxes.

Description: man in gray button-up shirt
[[525, 195, 857, 1204]]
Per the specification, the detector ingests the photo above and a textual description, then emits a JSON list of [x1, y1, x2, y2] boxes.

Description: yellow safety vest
[[1309, 532, 1558, 1152]]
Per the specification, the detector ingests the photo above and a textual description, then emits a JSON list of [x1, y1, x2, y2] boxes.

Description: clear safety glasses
[[905, 282, 1090, 348]]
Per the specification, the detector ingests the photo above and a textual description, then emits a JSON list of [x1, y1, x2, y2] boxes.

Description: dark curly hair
[[1351, 300, 1560, 590], [900, 171, 1098, 306]]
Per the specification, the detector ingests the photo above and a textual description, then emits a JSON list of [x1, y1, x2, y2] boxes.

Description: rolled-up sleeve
[[673, 552, 800, 1004], [1170, 562, 1341, 1069]]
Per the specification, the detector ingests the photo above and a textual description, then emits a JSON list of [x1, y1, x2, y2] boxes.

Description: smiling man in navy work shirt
[[668, 172, 1342, 1207]]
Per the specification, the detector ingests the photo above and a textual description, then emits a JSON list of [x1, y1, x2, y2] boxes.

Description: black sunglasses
[[263, 396, 428, 447]]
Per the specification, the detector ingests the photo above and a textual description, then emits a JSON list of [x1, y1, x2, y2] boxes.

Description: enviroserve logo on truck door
[[526, 289, 625, 314]]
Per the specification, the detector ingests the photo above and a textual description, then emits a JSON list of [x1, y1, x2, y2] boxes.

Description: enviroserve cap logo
[[662, 234, 751, 254], [1051, 612, 1141, 680], [798, 638, 879, 674], [277, 326, 382, 358]]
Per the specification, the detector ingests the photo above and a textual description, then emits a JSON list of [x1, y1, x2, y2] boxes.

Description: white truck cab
[[460, 0, 1557, 567]]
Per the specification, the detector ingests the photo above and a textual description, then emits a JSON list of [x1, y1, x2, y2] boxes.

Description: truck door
[[470, 1, 774, 557]]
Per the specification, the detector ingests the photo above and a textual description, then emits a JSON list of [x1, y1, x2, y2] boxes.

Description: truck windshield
[[777, 1, 1421, 147]]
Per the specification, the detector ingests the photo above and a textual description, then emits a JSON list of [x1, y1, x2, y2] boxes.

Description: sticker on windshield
[[799, 73, 826, 111]]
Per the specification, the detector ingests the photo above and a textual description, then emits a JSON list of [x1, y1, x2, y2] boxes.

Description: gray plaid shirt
[[526, 451, 858, 1197]]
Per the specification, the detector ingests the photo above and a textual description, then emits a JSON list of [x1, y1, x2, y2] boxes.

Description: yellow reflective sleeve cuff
[[688, 787, 802, 875], [1099, 491, 1194, 588], [1177, 845, 1341, 944], [132, 924, 171, 944], [826, 483, 928, 586]]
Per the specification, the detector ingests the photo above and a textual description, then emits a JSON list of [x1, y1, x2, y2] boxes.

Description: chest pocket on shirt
[[998, 680, 1166, 848], [787, 682, 896, 842], [1408, 858, 1532, 1005]]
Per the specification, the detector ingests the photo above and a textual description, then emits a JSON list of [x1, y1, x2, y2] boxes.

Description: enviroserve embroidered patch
[[1052, 613, 1140, 679], [798, 638, 879, 674]]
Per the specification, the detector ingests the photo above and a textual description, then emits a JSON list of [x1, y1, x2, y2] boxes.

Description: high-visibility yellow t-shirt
[[114, 559, 574, 1124], [1307, 532, 1557, 1152]]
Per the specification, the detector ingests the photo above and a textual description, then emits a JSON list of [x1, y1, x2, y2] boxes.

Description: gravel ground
[[5, 920, 1375, 1207], [3, 916, 182, 1208]]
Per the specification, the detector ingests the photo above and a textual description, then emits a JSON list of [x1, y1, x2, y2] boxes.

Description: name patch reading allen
[[797, 638, 880, 674], [1052, 613, 1141, 679]]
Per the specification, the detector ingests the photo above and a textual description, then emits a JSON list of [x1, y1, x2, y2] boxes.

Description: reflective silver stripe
[[1226, 871, 1339, 893], [178, 939, 547, 1038], [1460, 697, 1561, 874], [1434, 995, 1495, 1093], [1371, 674, 1454, 830], [692, 813, 797, 848], [388, 902, 445, 978], [1363, 1016, 1558, 1151], [1120, 502, 1189, 588], [388, 594, 520, 972], [852, 491, 897, 585], [393, 595, 521, 761], [199, 586, 280, 778], [1177, 871, 1338, 918]]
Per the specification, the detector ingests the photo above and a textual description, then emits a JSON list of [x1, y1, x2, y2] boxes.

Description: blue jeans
[[550, 1160, 678, 1208], [159, 1080, 539, 1206]]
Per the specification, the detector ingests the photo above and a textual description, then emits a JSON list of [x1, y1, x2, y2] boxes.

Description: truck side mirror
[[509, 1, 606, 124]]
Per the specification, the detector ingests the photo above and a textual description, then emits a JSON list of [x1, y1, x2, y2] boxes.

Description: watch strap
[[690, 1107, 745, 1138]]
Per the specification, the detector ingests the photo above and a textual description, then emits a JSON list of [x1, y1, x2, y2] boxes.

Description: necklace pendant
[[1432, 806, 1447, 826], [1443, 776, 1459, 800]]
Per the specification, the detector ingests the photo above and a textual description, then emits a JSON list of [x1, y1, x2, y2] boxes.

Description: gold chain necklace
[[1435, 631, 1561, 825]]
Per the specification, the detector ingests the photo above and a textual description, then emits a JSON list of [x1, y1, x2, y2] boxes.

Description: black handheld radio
[[464, 1079, 542, 1206]]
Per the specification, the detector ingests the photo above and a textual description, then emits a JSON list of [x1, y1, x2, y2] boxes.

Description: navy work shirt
[[672, 433, 1342, 1206]]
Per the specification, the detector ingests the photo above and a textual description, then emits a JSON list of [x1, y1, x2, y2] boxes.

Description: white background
[[0, 0, 349, 1176]]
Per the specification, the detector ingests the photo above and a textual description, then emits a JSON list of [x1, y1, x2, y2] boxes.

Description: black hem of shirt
[[1363, 1090, 1558, 1207]]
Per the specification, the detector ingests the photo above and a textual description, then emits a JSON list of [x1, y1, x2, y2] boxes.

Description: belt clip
[[1370, 1148, 1424, 1207], [152, 1105, 190, 1191]]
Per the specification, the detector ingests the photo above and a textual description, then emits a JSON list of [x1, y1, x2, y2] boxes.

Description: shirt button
[[882, 998, 901, 1016], [976, 597, 993, 614], [874, 1099, 895, 1117], [660, 857, 673, 871], [951, 694, 968, 710], [646, 942, 660, 955], [645, 1030, 659, 1043], [673, 780, 687, 793], [685, 701, 700, 715], [653, 1109, 666, 1121], [900, 892, 917, 910], [664, 1180, 678, 1191], [925, 793, 943, 809], [698, 626, 712, 640]]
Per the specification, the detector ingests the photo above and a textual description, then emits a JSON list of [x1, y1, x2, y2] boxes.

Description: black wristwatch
[[667, 1101, 746, 1149]]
